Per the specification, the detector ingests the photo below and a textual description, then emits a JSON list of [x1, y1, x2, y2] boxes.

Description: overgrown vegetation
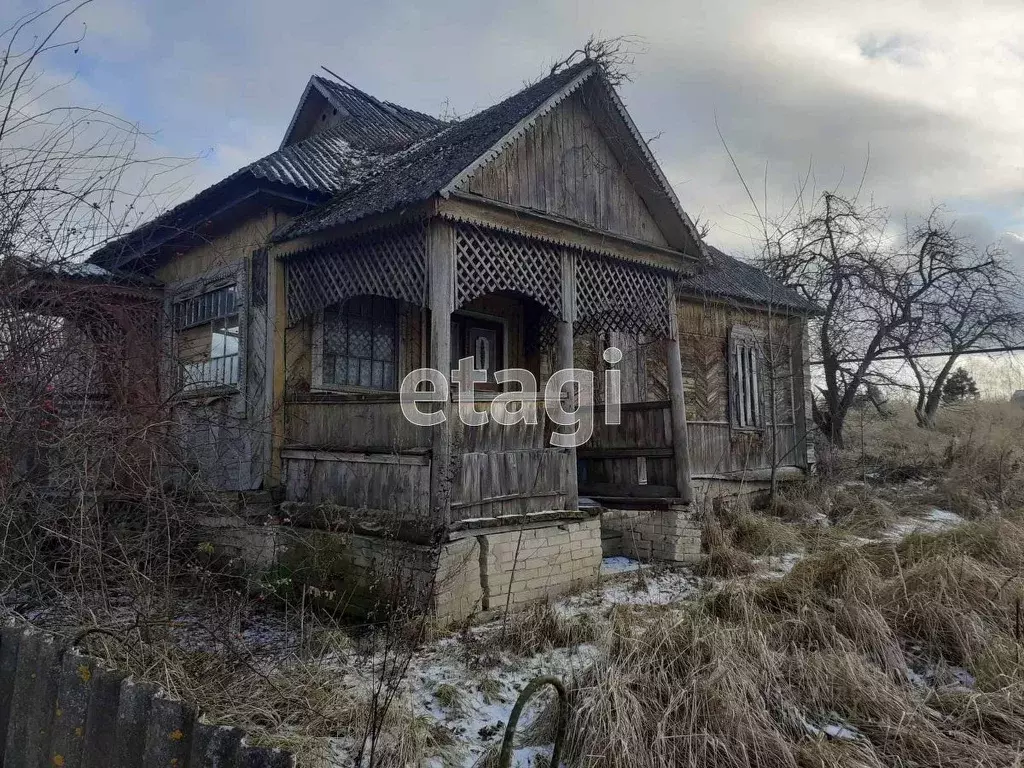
[[550, 402, 1024, 767]]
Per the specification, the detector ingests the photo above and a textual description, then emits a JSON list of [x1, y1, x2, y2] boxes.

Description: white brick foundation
[[600, 505, 702, 564], [477, 517, 602, 610], [204, 515, 604, 626]]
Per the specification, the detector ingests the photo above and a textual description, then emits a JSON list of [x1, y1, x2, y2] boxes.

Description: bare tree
[[754, 191, 1023, 446], [887, 213, 1023, 427]]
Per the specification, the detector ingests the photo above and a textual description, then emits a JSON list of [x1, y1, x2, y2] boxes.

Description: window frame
[[166, 263, 246, 399], [312, 296, 402, 394], [729, 325, 765, 431]]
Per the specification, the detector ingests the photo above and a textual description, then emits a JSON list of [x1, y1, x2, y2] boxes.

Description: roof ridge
[[312, 73, 447, 133]]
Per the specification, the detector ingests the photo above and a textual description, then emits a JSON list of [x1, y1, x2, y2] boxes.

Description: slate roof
[[678, 245, 819, 314], [89, 83, 446, 270], [276, 61, 595, 240], [309, 76, 446, 150], [89, 60, 799, 319]]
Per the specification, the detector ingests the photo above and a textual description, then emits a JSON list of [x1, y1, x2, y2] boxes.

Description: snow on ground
[[321, 559, 706, 766], [599, 555, 644, 576], [885, 508, 967, 540], [755, 551, 806, 580], [566, 560, 702, 610], [3, 488, 981, 767], [389, 559, 702, 765], [408, 637, 597, 767]]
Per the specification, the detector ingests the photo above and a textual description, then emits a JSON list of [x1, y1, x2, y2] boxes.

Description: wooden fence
[[0, 626, 293, 768]]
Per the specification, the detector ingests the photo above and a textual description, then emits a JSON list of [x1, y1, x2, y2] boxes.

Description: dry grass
[[731, 511, 804, 557], [477, 602, 603, 657], [556, 515, 1024, 768], [80, 626, 459, 767]]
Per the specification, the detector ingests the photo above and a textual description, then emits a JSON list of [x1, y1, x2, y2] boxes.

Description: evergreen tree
[[941, 367, 979, 404]]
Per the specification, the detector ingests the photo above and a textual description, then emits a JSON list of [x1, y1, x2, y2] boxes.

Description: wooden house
[[85, 60, 818, 621]]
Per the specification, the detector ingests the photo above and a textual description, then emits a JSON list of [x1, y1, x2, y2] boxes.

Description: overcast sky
[[13, 0, 1024, 266]]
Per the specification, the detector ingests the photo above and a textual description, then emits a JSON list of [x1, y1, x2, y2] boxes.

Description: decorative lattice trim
[[454, 223, 562, 318], [287, 224, 426, 321], [575, 252, 668, 336]]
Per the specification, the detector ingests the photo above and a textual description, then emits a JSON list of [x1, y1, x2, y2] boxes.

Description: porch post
[[558, 249, 579, 511], [428, 218, 456, 525], [665, 276, 693, 503]]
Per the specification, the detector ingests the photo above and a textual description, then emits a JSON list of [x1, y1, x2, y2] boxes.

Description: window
[[174, 285, 240, 391], [730, 327, 762, 429], [321, 296, 398, 390], [450, 314, 505, 386]]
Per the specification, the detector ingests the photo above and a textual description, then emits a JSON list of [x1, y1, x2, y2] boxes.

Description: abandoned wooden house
[[79, 59, 818, 622]]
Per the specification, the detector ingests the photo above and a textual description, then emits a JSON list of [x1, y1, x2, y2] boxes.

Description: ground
[[3, 401, 1024, 767]]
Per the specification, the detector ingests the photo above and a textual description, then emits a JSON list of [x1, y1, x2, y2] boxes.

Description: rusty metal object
[[498, 675, 568, 768]]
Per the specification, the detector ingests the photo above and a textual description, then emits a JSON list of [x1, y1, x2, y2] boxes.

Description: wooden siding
[[677, 300, 796, 426], [453, 408, 570, 520], [159, 210, 289, 491], [283, 449, 430, 516], [579, 402, 802, 497], [156, 211, 280, 283], [578, 401, 676, 497], [285, 397, 431, 451], [687, 422, 800, 477], [463, 90, 670, 247]]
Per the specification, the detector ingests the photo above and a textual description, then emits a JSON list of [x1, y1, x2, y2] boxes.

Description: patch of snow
[[599, 556, 643, 576], [885, 508, 966, 540], [823, 723, 860, 741], [579, 568, 701, 608], [804, 716, 862, 742], [509, 744, 554, 766], [924, 508, 964, 525], [905, 658, 976, 690], [755, 552, 805, 580]]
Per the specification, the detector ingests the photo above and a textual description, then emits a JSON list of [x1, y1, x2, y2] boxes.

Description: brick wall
[[478, 518, 602, 610], [204, 517, 604, 626], [600, 506, 702, 564]]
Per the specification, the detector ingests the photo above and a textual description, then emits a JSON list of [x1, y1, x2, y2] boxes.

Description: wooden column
[[266, 249, 287, 489], [557, 249, 579, 511], [664, 277, 693, 503], [428, 219, 456, 524], [789, 316, 815, 469]]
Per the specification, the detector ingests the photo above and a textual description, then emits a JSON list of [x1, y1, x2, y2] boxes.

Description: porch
[[275, 214, 697, 538]]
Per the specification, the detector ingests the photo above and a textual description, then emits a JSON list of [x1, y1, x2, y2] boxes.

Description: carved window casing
[[729, 326, 763, 430]]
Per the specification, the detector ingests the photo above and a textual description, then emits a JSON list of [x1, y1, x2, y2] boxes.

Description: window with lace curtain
[[319, 296, 398, 390]]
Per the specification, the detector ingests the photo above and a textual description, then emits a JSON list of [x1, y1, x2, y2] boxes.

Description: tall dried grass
[[558, 518, 1024, 767]]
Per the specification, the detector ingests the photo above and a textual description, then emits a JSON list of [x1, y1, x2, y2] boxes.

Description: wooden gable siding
[[461, 91, 670, 247]]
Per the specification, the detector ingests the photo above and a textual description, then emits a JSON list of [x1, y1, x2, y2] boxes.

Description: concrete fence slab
[[0, 626, 23, 763], [4, 630, 41, 768], [113, 679, 160, 768], [189, 723, 243, 768], [80, 665, 126, 768], [0, 627, 294, 768], [49, 652, 98, 768], [24, 635, 62, 768], [143, 694, 196, 767]]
